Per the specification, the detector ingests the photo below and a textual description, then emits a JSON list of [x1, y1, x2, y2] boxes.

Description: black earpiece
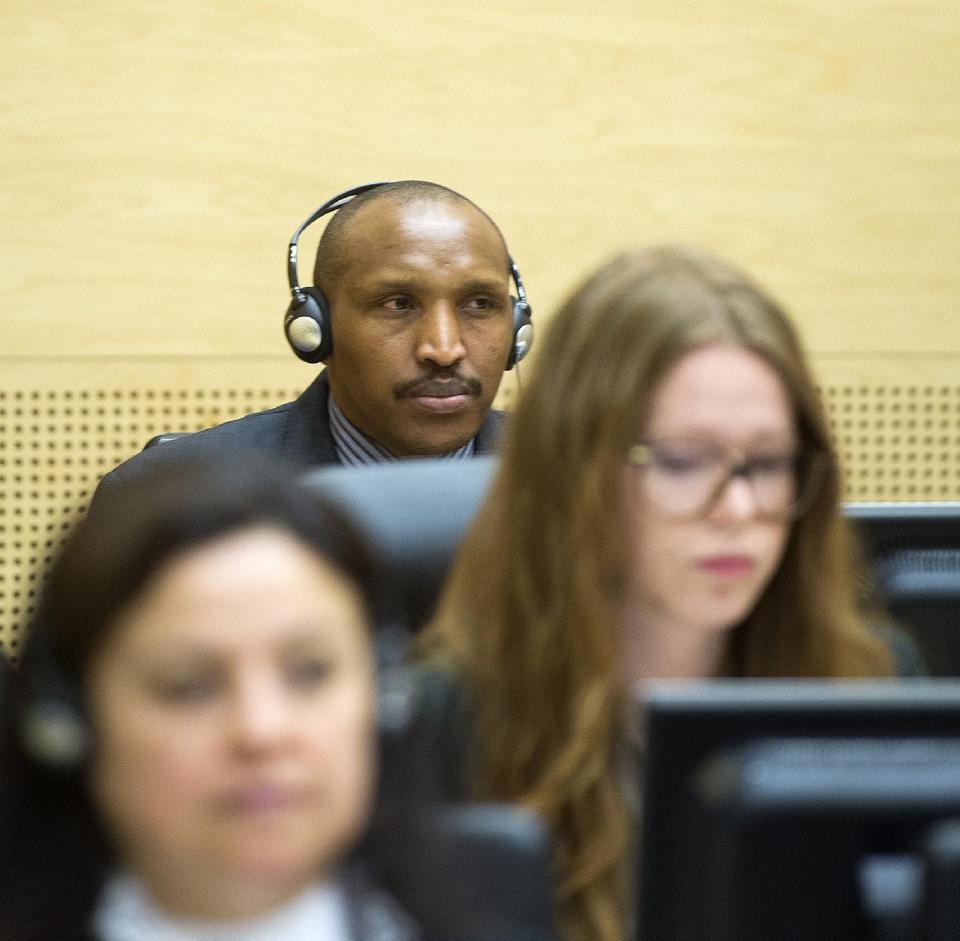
[[284, 182, 389, 364], [506, 259, 534, 370], [16, 626, 89, 771], [284, 286, 335, 363], [284, 183, 534, 369]]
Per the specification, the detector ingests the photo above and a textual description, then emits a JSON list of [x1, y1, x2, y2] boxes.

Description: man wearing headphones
[[93, 181, 532, 501]]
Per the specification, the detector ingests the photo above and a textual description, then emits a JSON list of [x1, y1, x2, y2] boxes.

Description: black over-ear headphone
[[283, 182, 534, 370], [16, 623, 89, 771]]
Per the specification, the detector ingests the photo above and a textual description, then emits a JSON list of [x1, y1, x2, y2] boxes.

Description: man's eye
[[463, 296, 494, 311], [382, 297, 414, 312]]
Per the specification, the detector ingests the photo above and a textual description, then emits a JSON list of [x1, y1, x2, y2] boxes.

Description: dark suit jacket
[[92, 371, 506, 507]]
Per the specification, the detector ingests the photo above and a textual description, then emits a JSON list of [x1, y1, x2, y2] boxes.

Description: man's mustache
[[393, 369, 482, 400]]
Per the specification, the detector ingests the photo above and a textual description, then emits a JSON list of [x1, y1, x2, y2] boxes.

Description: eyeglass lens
[[639, 439, 813, 518]]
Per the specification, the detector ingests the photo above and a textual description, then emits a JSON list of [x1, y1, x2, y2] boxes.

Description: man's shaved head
[[311, 180, 509, 292]]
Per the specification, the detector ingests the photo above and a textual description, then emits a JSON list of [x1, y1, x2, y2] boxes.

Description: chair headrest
[[301, 456, 497, 632]]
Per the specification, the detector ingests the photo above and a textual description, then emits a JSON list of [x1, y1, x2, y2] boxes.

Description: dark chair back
[[142, 432, 190, 449], [302, 456, 497, 633]]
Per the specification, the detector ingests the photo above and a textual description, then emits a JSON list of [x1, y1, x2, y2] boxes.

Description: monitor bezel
[[635, 678, 960, 941]]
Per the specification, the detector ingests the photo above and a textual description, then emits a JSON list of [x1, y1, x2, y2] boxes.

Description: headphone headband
[[287, 181, 390, 299], [510, 259, 528, 308]]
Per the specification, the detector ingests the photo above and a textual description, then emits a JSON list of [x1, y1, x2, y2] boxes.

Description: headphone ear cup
[[15, 634, 89, 770], [506, 297, 534, 370], [284, 287, 333, 363], [20, 693, 88, 770]]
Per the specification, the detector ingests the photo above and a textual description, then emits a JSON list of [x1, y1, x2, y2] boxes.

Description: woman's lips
[[220, 784, 301, 814], [697, 555, 755, 577]]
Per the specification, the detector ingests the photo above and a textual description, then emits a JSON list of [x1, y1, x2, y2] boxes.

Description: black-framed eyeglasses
[[625, 437, 827, 521]]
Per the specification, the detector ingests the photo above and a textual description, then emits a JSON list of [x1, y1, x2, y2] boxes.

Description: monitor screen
[[845, 502, 960, 676], [636, 679, 960, 941]]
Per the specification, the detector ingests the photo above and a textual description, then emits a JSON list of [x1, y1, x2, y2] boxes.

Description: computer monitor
[[636, 679, 960, 941], [845, 502, 960, 676]]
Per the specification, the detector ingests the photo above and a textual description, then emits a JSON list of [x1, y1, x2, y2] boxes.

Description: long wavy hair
[[421, 245, 893, 941]]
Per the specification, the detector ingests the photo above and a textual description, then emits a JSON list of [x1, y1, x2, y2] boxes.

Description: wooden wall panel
[[2, 0, 957, 359]]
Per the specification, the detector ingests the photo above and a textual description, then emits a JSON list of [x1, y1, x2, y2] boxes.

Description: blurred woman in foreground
[[0, 456, 417, 940]]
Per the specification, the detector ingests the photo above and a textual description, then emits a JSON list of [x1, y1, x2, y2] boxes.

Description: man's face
[[323, 198, 515, 457]]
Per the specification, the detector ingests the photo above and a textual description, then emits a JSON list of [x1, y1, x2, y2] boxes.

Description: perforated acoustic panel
[[1, 381, 959, 661], [822, 384, 960, 502], [0, 386, 298, 663]]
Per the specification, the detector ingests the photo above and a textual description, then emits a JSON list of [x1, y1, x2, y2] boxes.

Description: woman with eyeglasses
[[417, 244, 922, 941]]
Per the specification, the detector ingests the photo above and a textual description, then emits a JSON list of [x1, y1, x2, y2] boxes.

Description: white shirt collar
[[93, 871, 351, 941]]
